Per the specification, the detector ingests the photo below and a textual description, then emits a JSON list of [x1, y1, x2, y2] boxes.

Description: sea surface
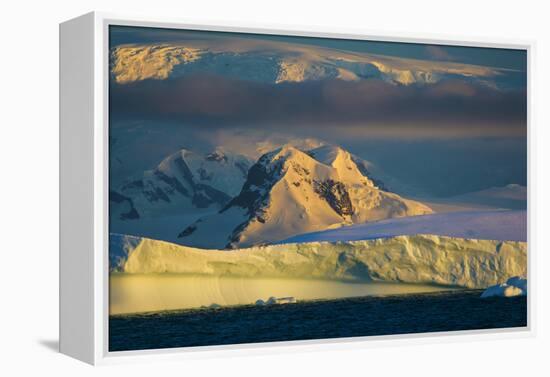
[[109, 290, 527, 352]]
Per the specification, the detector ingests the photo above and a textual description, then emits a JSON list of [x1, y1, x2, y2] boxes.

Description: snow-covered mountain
[[110, 148, 252, 219], [309, 145, 388, 191], [178, 145, 432, 248], [110, 40, 510, 88]]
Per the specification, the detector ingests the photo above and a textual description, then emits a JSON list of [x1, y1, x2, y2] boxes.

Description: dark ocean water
[[109, 290, 527, 352]]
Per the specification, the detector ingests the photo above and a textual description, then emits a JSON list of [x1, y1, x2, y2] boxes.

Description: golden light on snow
[[110, 39, 505, 85], [111, 45, 202, 83], [109, 274, 456, 315]]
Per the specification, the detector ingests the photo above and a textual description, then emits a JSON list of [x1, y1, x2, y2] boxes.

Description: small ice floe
[[481, 276, 527, 298], [255, 296, 297, 306]]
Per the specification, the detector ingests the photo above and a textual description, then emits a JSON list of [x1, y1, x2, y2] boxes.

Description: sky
[[109, 25, 527, 197]]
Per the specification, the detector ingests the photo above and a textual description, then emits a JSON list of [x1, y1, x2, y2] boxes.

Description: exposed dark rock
[[178, 224, 197, 238], [143, 186, 171, 203], [243, 158, 273, 187], [119, 150, 244, 219], [314, 179, 354, 216], [222, 189, 263, 214], [174, 156, 195, 186], [217, 154, 286, 247], [120, 207, 140, 220], [110, 190, 129, 204], [197, 167, 212, 181], [121, 179, 143, 191], [221, 155, 278, 214], [225, 220, 250, 249], [290, 161, 310, 177], [196, 184, 231, 205], [154, 170, 189, 196], [109, 190, 140, 220], [205, 151, 228, 163]]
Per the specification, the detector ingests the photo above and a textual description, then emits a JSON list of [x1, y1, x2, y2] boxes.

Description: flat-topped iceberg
[[109, 228, 526, 314], [110, 233, 526, 289]]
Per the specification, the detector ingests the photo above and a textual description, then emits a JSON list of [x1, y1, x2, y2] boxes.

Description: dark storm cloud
[[110, 74, 526, 138]]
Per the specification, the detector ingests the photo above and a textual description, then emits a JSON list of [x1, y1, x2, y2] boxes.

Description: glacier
[[110, 40, 507, 88], [110, 233, 526, 287], [280, 210, 527, 244], [110, 231, 526, 314]]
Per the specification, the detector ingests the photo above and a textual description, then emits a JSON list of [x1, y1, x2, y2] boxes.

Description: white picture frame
[[59, 11, 534, 365]]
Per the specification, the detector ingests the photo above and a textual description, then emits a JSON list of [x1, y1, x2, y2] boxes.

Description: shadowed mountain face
[[178, 145, 432, 249], [110, 149, 252, 219]]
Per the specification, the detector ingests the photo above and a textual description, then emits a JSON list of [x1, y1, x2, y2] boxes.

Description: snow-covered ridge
[[178, 145, 431, 249], [111, 45, 202, 84], [109, 142, 400, 248], [111, 148, 252, 219], [280, 210, 527, 244], [110, 40, 508, 87], [110, 233, 526, 290]]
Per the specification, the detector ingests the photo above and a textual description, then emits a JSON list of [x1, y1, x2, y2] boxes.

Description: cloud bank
[[110, 74, 526, 139]]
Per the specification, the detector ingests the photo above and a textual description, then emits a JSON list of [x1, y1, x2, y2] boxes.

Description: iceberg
[[481, 276, 527, 298], [109, 231, 526, 314], [256, 296, 297, 305], [111, 233, 526, 289]]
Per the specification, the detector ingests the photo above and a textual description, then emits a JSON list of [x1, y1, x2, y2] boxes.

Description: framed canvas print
[[60, 12, 532, 365]]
